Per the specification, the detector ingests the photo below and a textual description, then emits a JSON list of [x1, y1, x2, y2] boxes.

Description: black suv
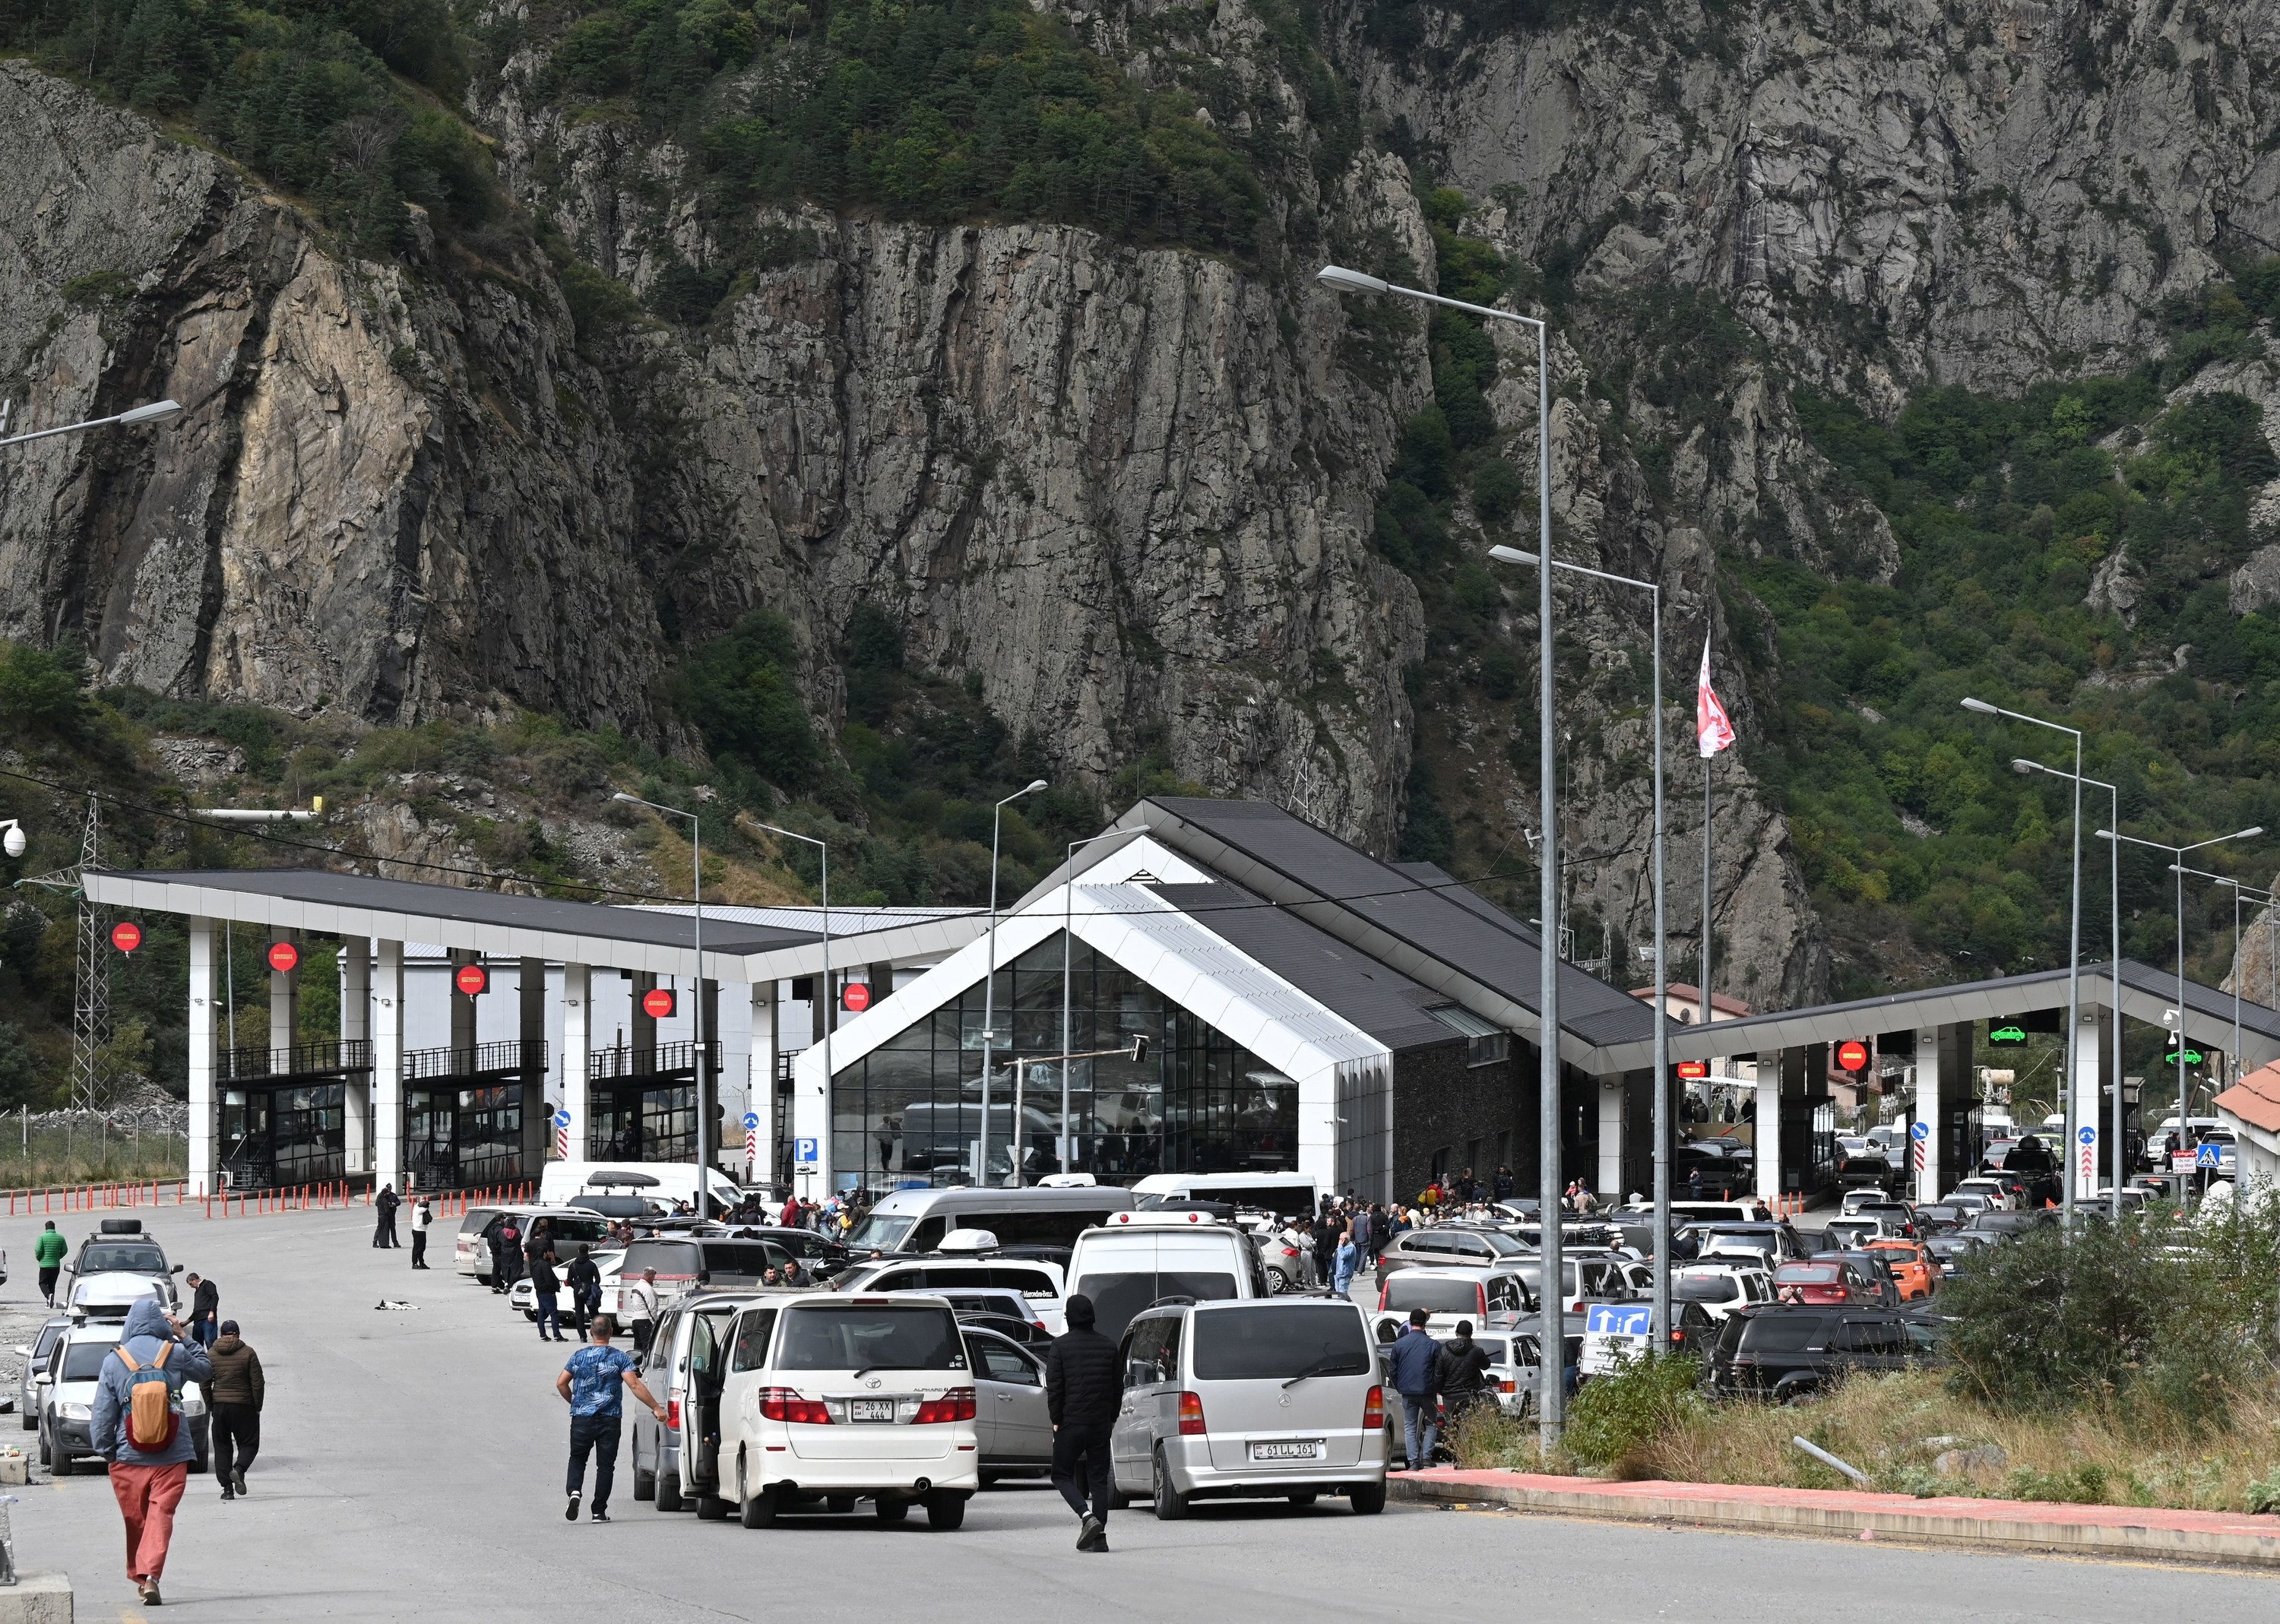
[[1704, 1304, 1940, 1400]]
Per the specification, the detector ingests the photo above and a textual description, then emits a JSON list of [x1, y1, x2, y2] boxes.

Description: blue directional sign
[[1585, 1304, 1652, 1338], [551, 1108, 572, 1130], [1910, 1121, 1929, 1141], [2078, 1126, 2096, 1145], [2196, 1142, 2223, 1169], [743, 1112, 762, 1132], [793, 1136, 819, 1166]]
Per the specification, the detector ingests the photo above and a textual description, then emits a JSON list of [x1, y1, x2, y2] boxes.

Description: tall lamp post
[[2012, 758, 2121, 1218], [977, 780, 1048, 1189], [755, 818, 830, 1196], [613, 792, 714, 1217], [2098, 824, 2263, 1196], [2171, 869, 2277, 1094], [0, 397, 182, 449], [1319, 263, 1566, 1450], [1961, 698, 2082, 1227], [1490, 545, 1669, 1347]]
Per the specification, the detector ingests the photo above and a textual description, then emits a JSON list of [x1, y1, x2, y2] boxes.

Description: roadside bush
[[1560, 1353, 1704, 1476], [670, 609, 819, 790]]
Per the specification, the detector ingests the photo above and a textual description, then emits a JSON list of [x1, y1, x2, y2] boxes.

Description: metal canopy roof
[[81, 867, 986, 984]]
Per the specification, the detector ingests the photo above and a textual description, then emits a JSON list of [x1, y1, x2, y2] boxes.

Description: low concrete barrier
[[0, 1572, 73, 1622]]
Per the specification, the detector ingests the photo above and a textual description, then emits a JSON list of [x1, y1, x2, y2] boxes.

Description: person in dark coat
[[185, 1273, 220, 1348], [489, 1217, 521, 1293], [206, 1319, 264, 1499], [1434, 1320, 1493, 1431], [372, 1184, 401, 1248], [530, 1250, 567, 1342], [1043, 1293, 1121, 1553], [565, 1246, 602, 1334]]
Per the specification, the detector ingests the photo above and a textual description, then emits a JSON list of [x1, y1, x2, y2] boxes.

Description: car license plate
[[1249, 1439, 1322, 1461], [850, 1399, 895, 1423]]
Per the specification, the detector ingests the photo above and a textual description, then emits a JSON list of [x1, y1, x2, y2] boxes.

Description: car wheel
[[875, 1498, 910, 1524], [632, 1438, 655, 1501], [50, 1437, 71, 1478], [655, 1468, 685, 1512], [1109, 1486, 1133, 1512], [1265, 1267, 1290, 1295], [36, 1427, 49, 1468], [740, 1486, 779, 1529], [695, 1489, 732, 1521], [1287, 1491, 1317, 1506], [1151, 1449, 1189, 1521], [17, 1407, 31, 1434], [1349, 1481, 1387, 1515], [923, 1490, 966, 1531]]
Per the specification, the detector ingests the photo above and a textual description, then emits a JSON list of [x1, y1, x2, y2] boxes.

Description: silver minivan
[[630, 1289, 771, 1514], [1110, 1299, 1386, 1518]]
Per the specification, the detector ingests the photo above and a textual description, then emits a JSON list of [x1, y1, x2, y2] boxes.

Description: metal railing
[[590, 1040, 718, 1081], [220, 1040, 372, 1081], [404, 1039, 547, 1081]]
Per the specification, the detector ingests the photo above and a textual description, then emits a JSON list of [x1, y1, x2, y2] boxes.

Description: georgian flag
[[1697, 638, 1737, 758]]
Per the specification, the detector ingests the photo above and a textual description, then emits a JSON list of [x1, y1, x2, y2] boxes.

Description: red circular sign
[[843, 981, 872, 1013], [266, 941, 299, 974], [1675, 1060, 1708, 1080], [110, 921, 142, 954], [1837, 1040, 1870, 1072], [641, 987, 676, 1020], [454, 963, 489, 997]]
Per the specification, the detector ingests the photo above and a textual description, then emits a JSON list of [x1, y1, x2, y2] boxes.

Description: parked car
[[52, 1219, 180, 1313], [1705, 1304, 1939, 1400], [14, 1317, 67, 1432], [1066, 1215, 1265, 1341], [452, 1206, 613, 1284], [957, 1323, 1053, 1481], [1835, 1152, 1900, 1194], [627, 1289, 772, 1514], [827, 1255, 1067, 1334], [1807, 1249, 1905, 1307], [612, 1235, 799, 1312], [1112, 1298, 1387, 1518], [1862, 1239, 1939, 1300], [1672, 1263, 1775, 1322], [1377, 1268, 1533, 1319], [1375, 1225, 1533, 1279], [1689, 1223, 1805, 1268], [42, 1318, 207, 1475], [1769, 1260, 1880, 1306], [1819, 1217, 1893, 1251], [1923, 1233, 1991, 1276], [510, 1248, 625, 1321], [1949, 1177, 2013, 1212], [1961, 1209, 2059, 1241], [713, 1292, 980, 1528]]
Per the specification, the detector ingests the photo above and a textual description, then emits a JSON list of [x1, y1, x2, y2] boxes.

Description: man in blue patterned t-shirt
[[555, 1315, 668, 1523]]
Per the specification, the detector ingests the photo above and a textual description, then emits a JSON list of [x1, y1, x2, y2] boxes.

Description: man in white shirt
[[621, 1267, 662, 1357]]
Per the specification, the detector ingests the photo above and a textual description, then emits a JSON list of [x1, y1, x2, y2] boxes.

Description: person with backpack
[[410, 1195, 434, 1270], [33, 1220, 65, 1306], [91, 1297, 212, 1608], [565, 1246, 602, 1334], [205, 1319, 264, 1500]]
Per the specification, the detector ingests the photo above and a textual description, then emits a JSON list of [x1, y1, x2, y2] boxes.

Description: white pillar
[[752, 981, 777, 1186], [374, 940, 405, 1192], [2073, 1004, 2102, 1200], [1755, 1056, 1781, 1206], [188, 918, 218, 1198], [1597, 1078, 1624, 1201], [268, 928, 299, 1059], [340, 938, 371, 1174], [1914, 1024, 1941, 1205], [562, 964, 591, 1163]]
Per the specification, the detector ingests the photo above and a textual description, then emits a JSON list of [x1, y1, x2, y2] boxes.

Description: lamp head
[[2239, 826, 2266, 840], [1315, 265, 1391, 296], [1959, 697, 1998, 716], [1487, 545, 1540, 568], [1023, 779, 1048, 796], [611, 792, 638, 804], [2010, 758, 2037, 775], [117, 399, 182, 426], [2095, 829, 2116, 840]]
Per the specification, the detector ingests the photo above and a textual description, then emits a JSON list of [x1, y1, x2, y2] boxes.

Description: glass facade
[[589, 1083, 696, 1163], [831, 934, 1299, 1193], [407, 1084, 528, 1189], [221, 1083, 345, 1190]]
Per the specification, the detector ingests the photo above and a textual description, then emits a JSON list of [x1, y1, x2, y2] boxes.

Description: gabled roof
[[2215, 1061, 2280, 1135]]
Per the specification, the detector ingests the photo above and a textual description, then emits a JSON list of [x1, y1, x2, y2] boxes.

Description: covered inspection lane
[[82, 866, 985, 1195]]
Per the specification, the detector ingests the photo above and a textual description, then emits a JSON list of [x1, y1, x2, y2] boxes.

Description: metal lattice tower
[[18, 798, 109, 1113]]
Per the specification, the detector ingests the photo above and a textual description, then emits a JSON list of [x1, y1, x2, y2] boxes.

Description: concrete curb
[[1389, 1469, 2280, 1568]]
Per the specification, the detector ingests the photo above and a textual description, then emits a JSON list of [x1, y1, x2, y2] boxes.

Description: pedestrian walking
[[1434, 1319, 1493, 1436], [1332, 1230, 1360, 1298], [1385, 1308, 1442, 1471], [410, 1196, 433, 1269], [531, 1251, 567, 1342], [373, 1183, 401, 1249], [565, 1246, 602, 1334], [489, 1217, 518, 1293], [91, 1297, 212, 1608], [556, 1315, 667, 1524], [206, 1319, 264, 1501], [1044, 1293, 1119, 1553], [184, 1273, 219, 1348], [34, 1220, 64, 1307], [622, 1266, 661, 1358]]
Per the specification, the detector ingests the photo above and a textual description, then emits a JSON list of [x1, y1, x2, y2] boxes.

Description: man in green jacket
[[33, 1222, 65, 1306]]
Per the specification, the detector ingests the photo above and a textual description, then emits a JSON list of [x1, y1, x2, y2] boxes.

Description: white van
[[714, 1292, 980, 1528], [1066, 1213, 1266, 1340], [844, 1186, 1135, 1255], [537, 1161, 742, 1212], [1131, 1172, 1322, 1217]]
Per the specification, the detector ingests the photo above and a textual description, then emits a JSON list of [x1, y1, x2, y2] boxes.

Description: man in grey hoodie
[[91, 1297, 213, 1607]]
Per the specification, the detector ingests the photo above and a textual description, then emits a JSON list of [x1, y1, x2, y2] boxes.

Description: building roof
[[1636, 984, 1753, 1019], [2215, 1061, 2280, 1135]]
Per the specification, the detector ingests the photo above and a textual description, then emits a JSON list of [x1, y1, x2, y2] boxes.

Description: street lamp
[[977, 780, 1049, 1188], [0, 397, 182, 449], [613, 791, 714, 1217], [1961, 697, 2082, 1227], [2098, 823, 2263, 1192], [752, 818, 829, 1192], [1492, 545, 1670, 1347], [0, 821, 24, 859], [1321, 263, 1566, 1450], [2012, 758, 2122, 1219]]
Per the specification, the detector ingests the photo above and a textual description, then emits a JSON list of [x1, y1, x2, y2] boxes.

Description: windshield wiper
[[1282, 1356, 1361, 1388]]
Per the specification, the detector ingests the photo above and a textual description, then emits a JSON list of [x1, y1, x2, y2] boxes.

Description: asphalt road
[[1, 1206, 2274, 1622]]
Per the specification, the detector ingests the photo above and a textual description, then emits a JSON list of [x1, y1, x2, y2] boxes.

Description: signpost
[[454, 963, 489, 997], [744, 1110, 761, 1170], [1986, 1021, 2028, 1047], [2077, 1123, 2096, 1183], [641, 987, 676, 1020], [1580, 1303, 1655, 1374], [1910, 1118, 1929, 1174], [1675, 1061, 1708, 1080], [552, 1106, 572, 1160], [266, 940, 299, 974], [843, 982, 872, 1013], [793, 1136, 819, 1178]]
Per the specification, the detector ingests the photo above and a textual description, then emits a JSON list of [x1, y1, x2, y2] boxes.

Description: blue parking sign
[[794, 1136, 819, 1166]]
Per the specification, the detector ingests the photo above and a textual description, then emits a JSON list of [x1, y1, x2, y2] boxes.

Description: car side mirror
[[8, 1347, 24, 1357], [170, 1265, 183, 1274]]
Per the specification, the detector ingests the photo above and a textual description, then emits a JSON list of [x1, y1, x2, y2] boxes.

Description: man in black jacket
[[1435, 1320, 1493, 1430], [1043, 1293, 1120, 1553]]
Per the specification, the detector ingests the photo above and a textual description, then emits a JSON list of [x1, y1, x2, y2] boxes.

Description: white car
[[713, 1293, 980, 1528], [508, 1249, 626, 1321], [41, 1319, 208, 1476], [1670, 1262, 1774, 1322], [1949, 1178, 2014, 1212]]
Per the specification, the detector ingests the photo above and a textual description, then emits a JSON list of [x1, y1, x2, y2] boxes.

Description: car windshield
[[774, 1306, 964, 1372], [1736, 1313, 1829, 1353], [1191, 1306, 1370, 1382], [60, 1341, 119, 1380], [1072, 1272, 1238, 1340], [620, 1240, 702, 1278], [81, 1244, 165, 1274], [845, 1214, 915, 1251], [1674, 1274, 1740, 1302]]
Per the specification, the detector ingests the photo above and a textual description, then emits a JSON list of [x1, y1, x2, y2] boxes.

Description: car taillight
[[914, 1388, 977, 1424], [1363, 1385, 1384, 1427], [758, 1388, 833, 1424], [666, 1397, 681, 1429], [1177, 1391, 1208, 1435], [1499, 1379, 1515, 1394]]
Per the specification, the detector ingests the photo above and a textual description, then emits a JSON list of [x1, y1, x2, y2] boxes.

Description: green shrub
[[671, 610, 819, 789], [1561, 1352, 1705, 1474], [0, 643, 93, 742]]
